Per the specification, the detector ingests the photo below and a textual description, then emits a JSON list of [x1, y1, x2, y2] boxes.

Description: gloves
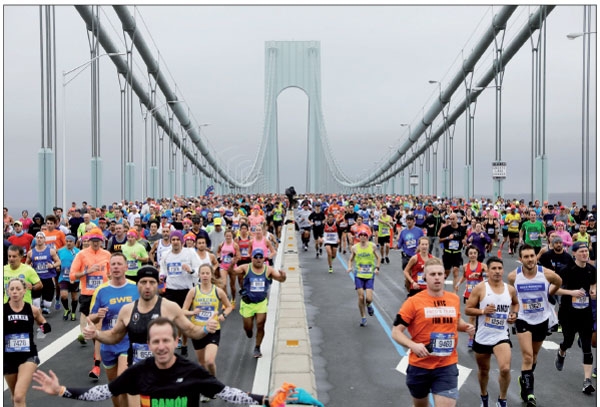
[[286, 388, 324, 407]]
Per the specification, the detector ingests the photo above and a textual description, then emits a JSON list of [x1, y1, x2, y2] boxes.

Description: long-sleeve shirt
[[69, 247, 111, 296], [159, 248, 200, 290]]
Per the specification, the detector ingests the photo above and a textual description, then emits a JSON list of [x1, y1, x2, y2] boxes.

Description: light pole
[[567, 14, 595, 206], [62, 52, 126, 208]]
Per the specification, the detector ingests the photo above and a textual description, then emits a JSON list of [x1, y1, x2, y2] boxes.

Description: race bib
[[348, 218, 355, 225], [339, 221, 348, 228], [417, 272, 425, 286], [406, 239, 417, 249], [357, 264, 373, 277], [522, 297, 544, 314], [572, 295, 590, 309], [251, 225, 257, 233], [127, 260, 138, 270], [167, 262, 182, 276], [510, 221, 518, 228], [61, 266, 70, 279], [35, 262, 49, 272], [108, 316, 118, 329], [591, 235, 597, 243], [487, 227, 495, 235], [448, 240, 459, 250], [314, 220, 322, 226], [5, 333, 30, 352], [429, 332, 455, 357], [221, 254, 233, 266], [86, 275, 103, 290], [240, 247, 249, 257], [380, 226, 390, 235], [529, 232, 539, 241], [132, 343, 152, 364], [250, 278, 265, 292], [325, 233, 337, 242], [193, 305, 214, 322], [484, 313, 508, 330], [466, 280, 477, 293]]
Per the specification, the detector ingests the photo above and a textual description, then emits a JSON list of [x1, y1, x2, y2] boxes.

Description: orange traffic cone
[[497, 249, 502, 259]]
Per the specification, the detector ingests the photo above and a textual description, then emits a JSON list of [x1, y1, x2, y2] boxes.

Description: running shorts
[[354, 276, 374, 290], [472, 338, 512, 355], [515, 318, 549, 342], [192, 330, 221, 350], [239, 298, 268, 318], [406, 363, 459, 400]]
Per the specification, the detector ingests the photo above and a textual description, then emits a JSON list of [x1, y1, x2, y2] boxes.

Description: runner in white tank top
[[465, 256, 518, 407], [507, 244, 562, 406]]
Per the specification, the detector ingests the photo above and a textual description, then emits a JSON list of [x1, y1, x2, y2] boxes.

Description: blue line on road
[[336, 255, 406, 357]]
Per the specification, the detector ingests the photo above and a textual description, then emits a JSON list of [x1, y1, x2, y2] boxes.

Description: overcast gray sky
[[3, 5, 597, 214]]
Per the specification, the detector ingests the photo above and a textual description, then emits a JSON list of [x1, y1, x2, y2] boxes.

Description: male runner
[[57, 235, 80, 320], [439, 213, 467, 289], [519, 210, 546, 255], [233, 248, 287, 358], [346, 231, 381, 326], [88, 253, 139, 407], [392, 257, 475, 407], [309, 204, 325, 258], [323, 212, 340, 273], [504, 206, 521, 255], [507, 244, 562, 406], [397, 214, 424, 271], [465, 256, 518, 407], [378, 206, 393, 264], [554, 241, 596, 394], [3, 245, 42, 304]]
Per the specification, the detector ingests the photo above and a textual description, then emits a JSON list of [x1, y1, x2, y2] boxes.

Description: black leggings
[[559, 309, 594, 364]]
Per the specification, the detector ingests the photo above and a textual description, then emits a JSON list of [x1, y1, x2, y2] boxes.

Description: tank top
[[515, 265, 552, 325], [323, 222, 339, 244], [31, 246, 56, 279], [474, 282, 511, 345], [191, 284, 220, 330], [220, 241, 235, 271], [411, 252, 432, 290], [238, 237, 251, 259], [242, 264, 271, 303], [355, 243, 376, 279], [4, 302, 37, 358], [197, 250, 213, 271], [575, 232, 589, 243], [485, 220, 496, 237], [464, 262, 483, 299], [127, 297, 162, 364], [252, 236, 268, 258], [157, 240, 171, 264]]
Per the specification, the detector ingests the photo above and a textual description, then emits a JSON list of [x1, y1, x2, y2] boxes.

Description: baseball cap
[[214, 218, 222, 226], [137, 266, 160, 282], [406, 214, 415, 220], [13, 220, 22, 226], [572, 241, 588, 252], [65, 234, 77, 242], [251, 248, 265, 258]]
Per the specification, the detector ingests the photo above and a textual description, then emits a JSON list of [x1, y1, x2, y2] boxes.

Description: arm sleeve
[[62, 385, 113, 401], [215, 386, 264, 405], [398, 298, 415, 326]]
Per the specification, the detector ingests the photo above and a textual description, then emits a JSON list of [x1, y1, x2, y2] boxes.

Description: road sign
[[409, 174, 419, 185], [492, 161, 507, 179]]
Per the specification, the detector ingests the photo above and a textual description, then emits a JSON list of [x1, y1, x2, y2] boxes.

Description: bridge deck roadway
[[299, 237, 597, 407]]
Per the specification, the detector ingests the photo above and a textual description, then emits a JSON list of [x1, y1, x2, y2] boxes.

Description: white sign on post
[[409, 174, 419, 185], [492, 161, 507, 179]]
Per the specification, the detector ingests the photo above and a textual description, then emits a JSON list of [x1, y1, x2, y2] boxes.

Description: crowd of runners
[[2, 193, 597, 407]]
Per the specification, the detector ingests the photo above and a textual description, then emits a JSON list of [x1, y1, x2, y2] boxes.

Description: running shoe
[[557, 324, 562, 333], [77, 333, 87, 345], [180, 345, 188, 357], [386, 257, 390, 264], [54, 301, 61, 310], [316, 252, 319, 258], [328, 267, 333, 274], [200, 395, 211, 403], [177, 338, 182, 349], [231, 300, 236, 309], [70, 312, 76, 321], [593, 368, 597, 378], [63, 309, 70, 321], [480, 394, 488, 407], [518, 376, 526, 402], [319, 247, 323, 255], [526, 394, 537, 407], [555, 350, 565, 371], [42, 307, 50, 315], [468, 338, 474, 348], [253, 346, 262, 358], [343, 250, 347, 254], [360, 317, 367, 327], [367, 305, 374, 316], [495, 398, 507, 407], [303, 245, 308, 252], [583, 378, 595, 394], [89, 365, 100, 380]]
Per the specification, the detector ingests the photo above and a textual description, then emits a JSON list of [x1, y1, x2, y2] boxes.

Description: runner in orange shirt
[[350, 215, 372, 245], [69, 227, 111, 380], [392, 257, 475, 407]]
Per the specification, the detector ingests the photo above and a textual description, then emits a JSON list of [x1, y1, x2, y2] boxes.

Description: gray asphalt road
[[4, 299, 258, 407], [300, 237, 597, 407]]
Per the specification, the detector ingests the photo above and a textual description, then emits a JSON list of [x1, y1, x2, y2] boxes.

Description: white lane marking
[[541, 340, 560, 350], [4, 326, 80, 391], [395, 350, 472, 390]]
